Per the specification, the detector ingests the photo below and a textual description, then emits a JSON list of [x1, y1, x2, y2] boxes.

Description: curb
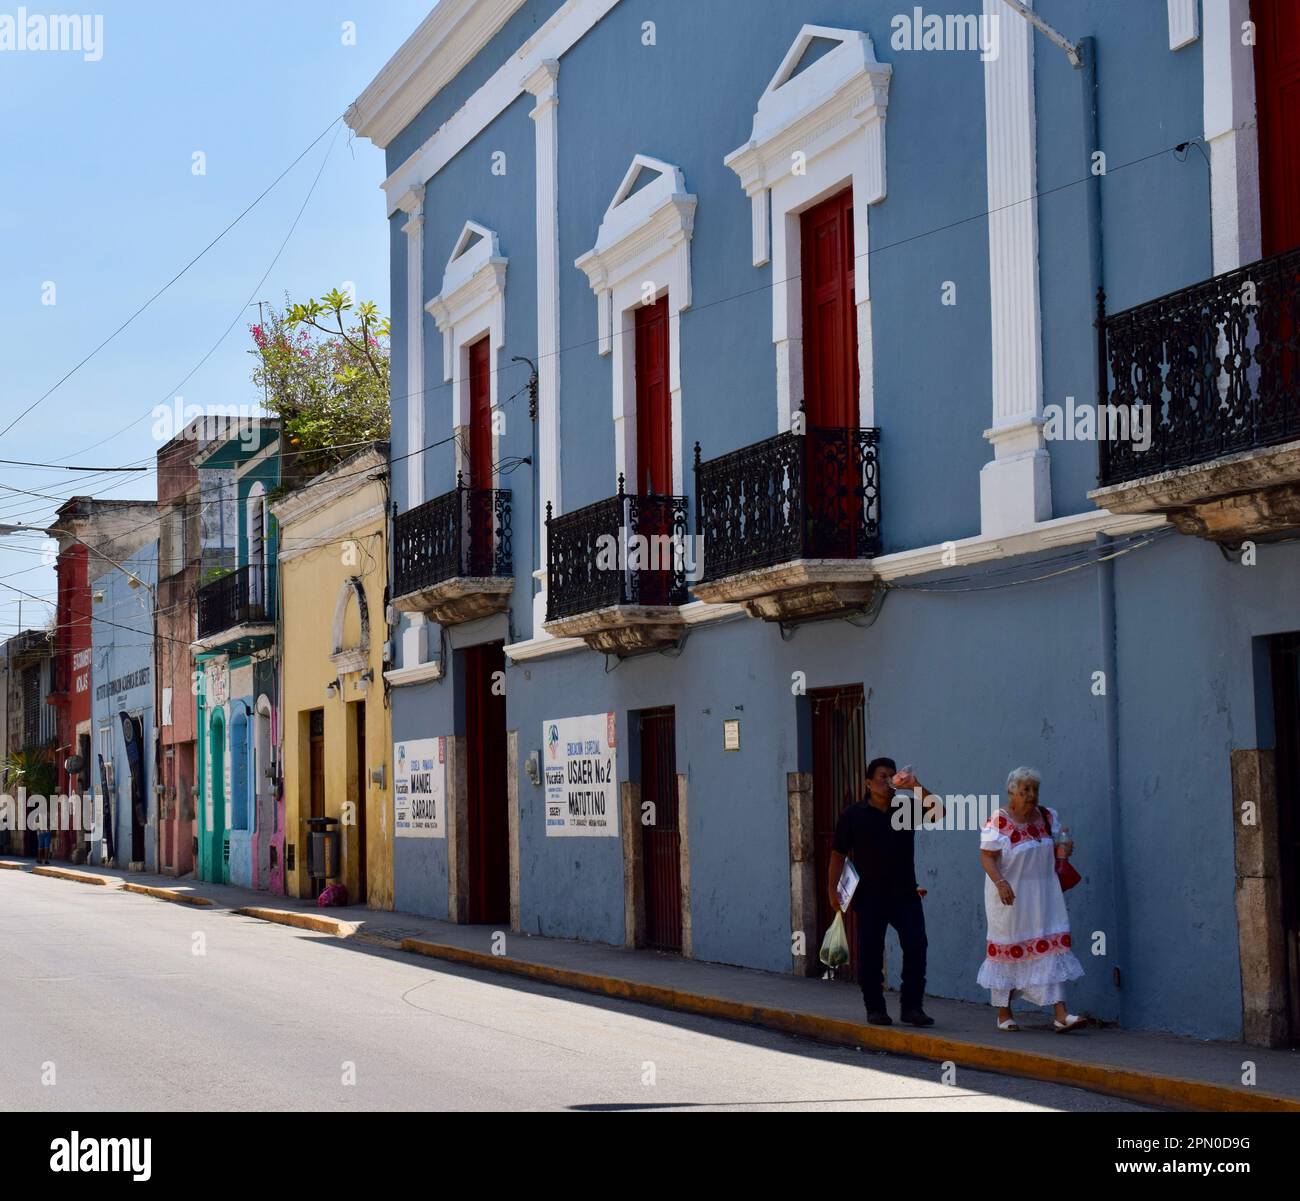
[[400, 937, 1300, 1114], [32, 866, 111, 886], [123, 882, 213, 907], [0, 861, 28, 871], [235, 906, 357, 937]]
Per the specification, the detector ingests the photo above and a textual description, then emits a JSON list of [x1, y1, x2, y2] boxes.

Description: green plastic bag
[[819, 911, 850, 968]]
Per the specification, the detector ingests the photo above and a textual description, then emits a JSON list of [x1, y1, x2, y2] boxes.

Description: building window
[[575, 155, 696, 495]]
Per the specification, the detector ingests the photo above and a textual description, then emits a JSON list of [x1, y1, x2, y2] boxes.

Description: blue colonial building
[[90, 540, 159, 871], [350, 0, 1300, 1046]]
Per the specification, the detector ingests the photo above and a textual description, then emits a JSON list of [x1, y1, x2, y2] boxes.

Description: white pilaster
[[525, 59, 561, 636], [397, 184, 427, 510], [1203, 0, 1260, 274], [979, 0, 1050, 537]]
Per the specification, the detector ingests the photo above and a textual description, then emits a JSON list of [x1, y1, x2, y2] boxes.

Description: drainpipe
[[1080, 35, 1127, 1023]]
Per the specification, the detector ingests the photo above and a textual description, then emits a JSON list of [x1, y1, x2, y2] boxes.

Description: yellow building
[[273, 443, 393, 908]]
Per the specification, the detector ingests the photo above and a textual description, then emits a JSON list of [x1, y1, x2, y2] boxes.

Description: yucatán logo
[[50, 1132, 151, 1182]]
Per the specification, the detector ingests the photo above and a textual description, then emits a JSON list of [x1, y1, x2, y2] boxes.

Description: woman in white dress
[[978, 767, 1086, 1032]]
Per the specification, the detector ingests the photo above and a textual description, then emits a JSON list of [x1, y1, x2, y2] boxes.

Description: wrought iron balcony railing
[[393, 480, 513, 598], [694, 425, 881, 584], [546, 480, 689, 621], [197, 563, 272, 640], [1098, 246, 1300, 487]]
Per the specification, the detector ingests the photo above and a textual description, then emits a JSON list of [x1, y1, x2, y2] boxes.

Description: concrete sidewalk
[[9, 857, 1298, 1111]]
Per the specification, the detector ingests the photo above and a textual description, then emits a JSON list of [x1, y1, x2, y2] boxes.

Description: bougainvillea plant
[[249, 289, 390, 483]]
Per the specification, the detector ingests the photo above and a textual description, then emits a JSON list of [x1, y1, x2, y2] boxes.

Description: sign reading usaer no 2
[[543, 713, 619, 837]]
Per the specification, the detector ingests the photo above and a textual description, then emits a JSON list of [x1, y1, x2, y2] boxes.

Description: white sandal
[[997, 1017, 1020, 1031], [1054, 1014, 1085, 1033]]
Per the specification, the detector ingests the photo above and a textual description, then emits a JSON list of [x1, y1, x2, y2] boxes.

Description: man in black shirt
[[828, 757, 940, 1027]]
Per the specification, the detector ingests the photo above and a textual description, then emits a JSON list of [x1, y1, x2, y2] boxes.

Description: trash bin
[[305, 816, 340, 882]]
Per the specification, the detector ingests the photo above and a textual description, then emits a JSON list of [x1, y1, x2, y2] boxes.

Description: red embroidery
[[985, 932, 1072, 962]]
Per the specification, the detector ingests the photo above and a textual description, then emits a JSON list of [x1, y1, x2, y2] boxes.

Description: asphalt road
[[0, 871, 1149, 1112]]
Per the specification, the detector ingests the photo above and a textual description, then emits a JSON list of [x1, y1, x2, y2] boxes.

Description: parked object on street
[[317, 883, 348, 908]]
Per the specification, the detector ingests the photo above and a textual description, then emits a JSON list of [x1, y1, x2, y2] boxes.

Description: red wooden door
[[801, 189, 862, 556], [810, 686, 865, 980], [468, 337, 492, 487], [1255, 0, 1300, 255], [634, 296, 673, 603], [640, 708, 682, 952], [801, 189, 858, 428], [467, 337, 493, 574], [635, 296, 671, 495], [465, 642, 509, 925]]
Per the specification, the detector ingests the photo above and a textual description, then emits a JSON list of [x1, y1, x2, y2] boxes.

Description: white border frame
[[426, 221, 508, 485], [724, 25, 891, 434], [575, 156, 697, 495]]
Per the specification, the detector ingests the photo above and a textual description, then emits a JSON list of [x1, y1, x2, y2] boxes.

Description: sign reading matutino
[[543, 713, 618, 837], [394, 738, 446, 838]]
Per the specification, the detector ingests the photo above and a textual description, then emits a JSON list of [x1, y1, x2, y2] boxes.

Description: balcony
[[544, 480, 689, 654], [1090, 247, 1300, 541], [392, 481, 513, 625], [196, 563, 274, 646], [693, 425, 881, 622]]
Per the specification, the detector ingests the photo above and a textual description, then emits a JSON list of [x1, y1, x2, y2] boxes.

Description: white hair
[[1006, 766, 1042, 793]]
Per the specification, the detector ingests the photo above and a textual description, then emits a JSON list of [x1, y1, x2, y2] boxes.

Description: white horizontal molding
[[347, 0, 530, 148], [725, 25, 891, 268], [872, 510, 1168, 581], [383, 660, 445, 687], [379, 0, 623, 216]]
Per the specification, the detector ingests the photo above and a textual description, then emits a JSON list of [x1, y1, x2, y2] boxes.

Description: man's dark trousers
[[855, 889, 927, 1012]]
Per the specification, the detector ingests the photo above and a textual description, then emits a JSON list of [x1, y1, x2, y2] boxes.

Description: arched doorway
[[209, 709, 227, 883]]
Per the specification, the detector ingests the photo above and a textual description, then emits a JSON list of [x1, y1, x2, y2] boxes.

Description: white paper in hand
[[836, 858, 860, 911]]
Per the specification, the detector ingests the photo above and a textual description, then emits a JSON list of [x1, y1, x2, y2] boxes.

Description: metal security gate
[[640, 708, 681, 952], [811, 685, 865, 980], [1271, 633, 1300, 1045]]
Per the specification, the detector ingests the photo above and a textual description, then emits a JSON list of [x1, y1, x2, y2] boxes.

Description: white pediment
[[725, 24, 891, 267], [428, 220, 506, 335], [575, 155, 697, 355], [586, 155, 693, 266], [727, 25, 890, 189]]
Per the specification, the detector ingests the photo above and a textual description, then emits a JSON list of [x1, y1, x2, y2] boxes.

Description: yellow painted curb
[[0, 861, 28, 871], [123, 882, 213, 907], [32, 866, 111, 886], [236, 906, 357, 937], [400, 938, 1300, 1114]]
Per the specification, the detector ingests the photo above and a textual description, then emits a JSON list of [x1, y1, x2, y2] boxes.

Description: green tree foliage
[[250, 290, 390, 481]]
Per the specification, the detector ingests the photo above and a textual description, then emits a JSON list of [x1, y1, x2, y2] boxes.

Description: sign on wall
[[394, 738, 446, 838], [543, 713, 619, 837]]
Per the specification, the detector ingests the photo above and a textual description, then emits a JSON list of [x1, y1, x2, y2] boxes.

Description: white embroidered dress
[[977, 806, 1084, 1006]]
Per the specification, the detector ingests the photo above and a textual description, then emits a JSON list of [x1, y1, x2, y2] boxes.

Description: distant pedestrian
[[978, 767, 1085, 1032], [36, 828, 52, 865], [828, 758, 941, 1027]]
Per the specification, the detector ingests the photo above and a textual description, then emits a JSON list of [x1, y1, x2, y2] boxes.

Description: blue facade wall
[[378, 0, 1300, 1040]]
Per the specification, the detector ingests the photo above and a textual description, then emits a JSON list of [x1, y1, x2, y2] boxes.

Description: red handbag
[[1042, 808, 1081, 891]]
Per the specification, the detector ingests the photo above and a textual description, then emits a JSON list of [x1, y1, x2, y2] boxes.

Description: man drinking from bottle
[[827, 758, 942, 1027]]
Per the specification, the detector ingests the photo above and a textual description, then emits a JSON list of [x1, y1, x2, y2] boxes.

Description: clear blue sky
[[0, 0, 433, 632]]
